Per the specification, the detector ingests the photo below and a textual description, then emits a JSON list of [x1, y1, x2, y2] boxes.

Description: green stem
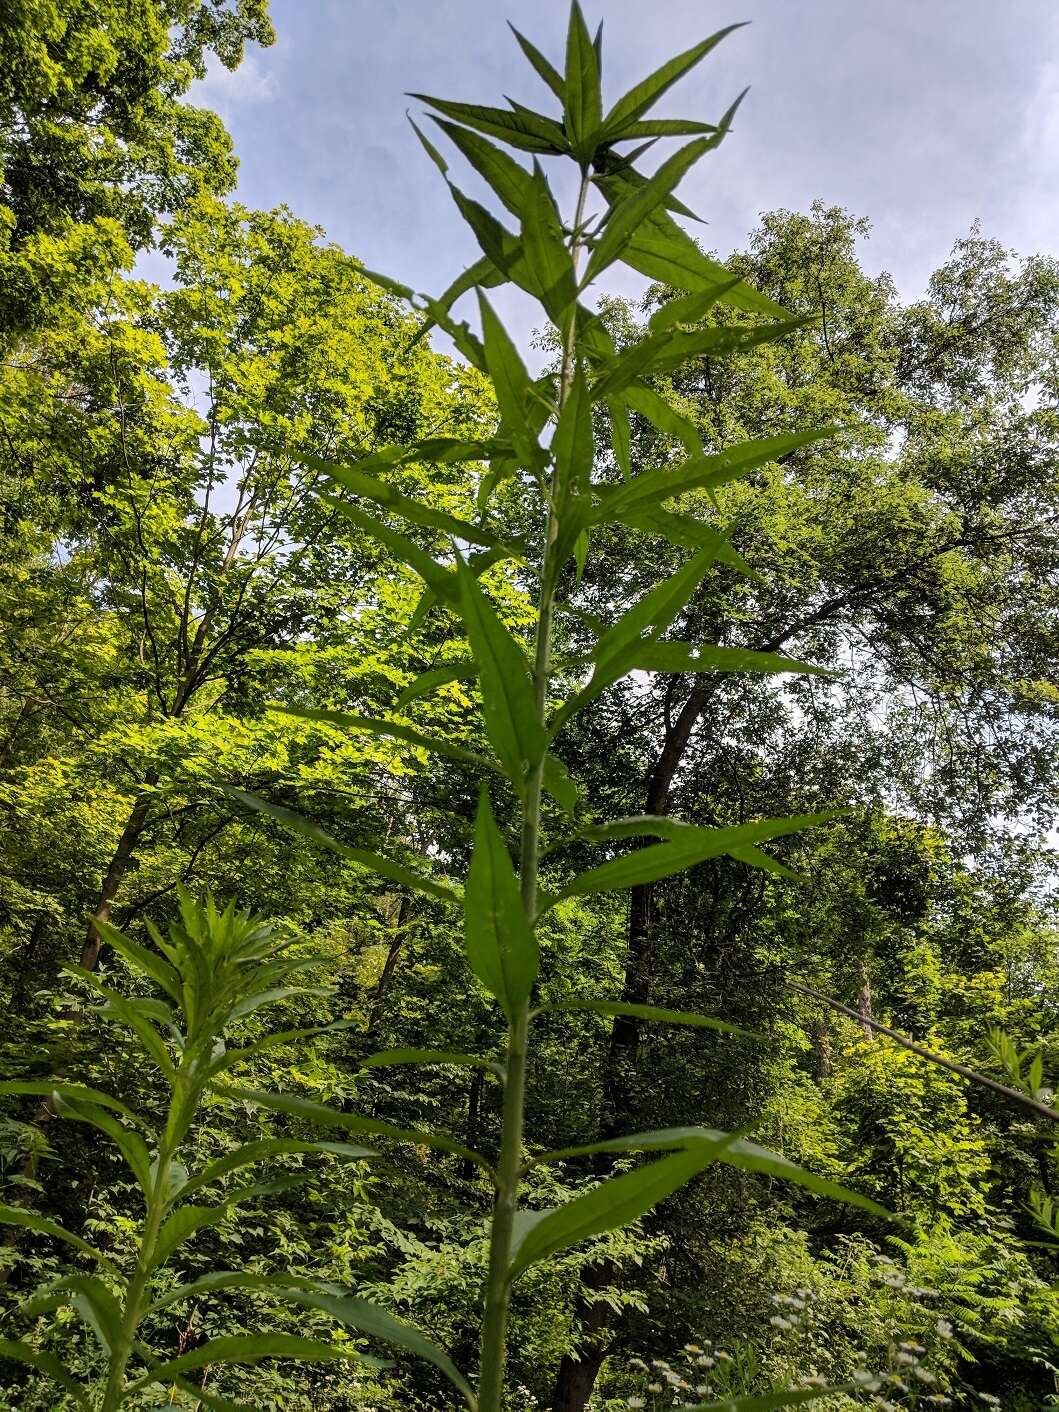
[[100, 1095, 187, 1411], [476, 166, 593, 1412]]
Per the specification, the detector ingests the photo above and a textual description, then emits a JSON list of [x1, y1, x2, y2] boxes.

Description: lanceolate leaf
[[619, 383, 703, 455], [432, 119, 532, 217], [0, 1339, 88, 1406], [630, 641, 833, 678], [583, 138, 712, 285], [220, 1085, 495, 1178], [563, 1, 602, 156], [509, 22, 564, 99], [620, 507, 761, 581], [360, 1048, 502, 1074], [408, 95, 567, 153], [509, 1138, 733, 1279], [311, 456, 514, 550], [178, 1140, 373, 1201], [522, 162, 578, 323], [592, 547, 720, 670], [594, 427, 836, 522], [455, 555, 547, 782], [539, 998, 752, 1037], [127, 1334, 377, 1387], [600, 25, 745, 139], [275, 704, 497, 773], [224, 790, 459, 905], [465, 791, 539, 1017], [0, 1204, 116, 1273], [557, 812, 841, 898], [323, 497, 459, 603], [477, 292, 546, 472], [20, 1273, 123, 1354], [395, 658, 480, 709]]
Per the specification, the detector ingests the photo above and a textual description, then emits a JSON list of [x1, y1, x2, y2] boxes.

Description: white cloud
[[191, 52, 277, 117]]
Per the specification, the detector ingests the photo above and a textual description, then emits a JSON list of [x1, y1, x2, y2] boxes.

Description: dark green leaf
[[509, 1137, 732, 1278], [595, 427, 836, 522], [557, 812, 841, 897], [0, 1204, 116, 1272], [129, 1335, 376, 1386], [619, 382, 703, 455], [221, 1085, 494, 1177], [522, 162, 577, 323], [620, 118, 720, 138], [509, 22, 564, 99], [455, 554, 547, 782], [224, 790, 459, 905], [542, 752, 579, 816], [606, 395, 630, 476], [619, 508, 761, 581], [360, 1048, 501, 1073], [647, 279, 744, 332], [89, 917, 181, 1003], [583, 138, 711, 284], [564, 1, 602, 156], [432, 119, 532, 218], [0, 1339, 87, 1406], [275, 705, 497, 773], [322, 497, 459, 603], [410, 95, 567, 153], [407, 113, 448, 174], [465, 791, 539, 1017], [593, 546, 720, 671], [20, 1274, 122, 1355], [601, 26, 745, 137], [395, 659, 479, 709], [538, 999, 751, 1037], [178, 1140, 372, 1202]]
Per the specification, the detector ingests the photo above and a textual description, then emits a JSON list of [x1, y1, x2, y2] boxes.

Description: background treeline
[[1, 3, 1058, 1408]]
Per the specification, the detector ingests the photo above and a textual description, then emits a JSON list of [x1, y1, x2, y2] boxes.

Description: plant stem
[[476, 167, 593, 1412]]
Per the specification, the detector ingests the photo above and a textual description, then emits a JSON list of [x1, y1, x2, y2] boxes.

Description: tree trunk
[[812, 1013, 833, 1083], [366, 894, 410, 1037], [857, 957, 875, 1042], [79, 780, 156, 970]]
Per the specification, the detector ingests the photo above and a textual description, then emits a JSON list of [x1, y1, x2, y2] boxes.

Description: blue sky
[[193, 1, 1059, 324]]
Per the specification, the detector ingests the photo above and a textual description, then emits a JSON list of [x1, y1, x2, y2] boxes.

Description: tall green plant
[[0, 893, 472, 1409], [231, 7, 882, 1409], [2, 8, 881, 1410]]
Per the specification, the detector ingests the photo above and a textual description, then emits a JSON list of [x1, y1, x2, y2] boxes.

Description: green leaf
[[620, 118, 720, 138], [51, 1095, 152, 1200], [269, 1286, 474, 1406], [455, 554, 547, 783], [275, 705, 497, 774], [360, 1048, 501, 1074], [0, 1339, 88, 1406], [323, 497, 459, 603], [595, 427, 836, 522], [465, 791, 539, 1018], [620, 508, 761, 581], [522, 162, 577, 324], [395, 659, 479, 710], [509, 22, 564, 99], [509, 1137, 732, 1279], [711, 1134, 893, 1219], [220, 1086, 494, 1178], [63, 968, 176, 1079], [606, 395, 630, 476], [619, 382, 703, 455], [355, 265, 416, 301], [208, 1019, 362, 1076], [310, 456, 514, 551], [583, 138, 712, 285], [432, 119, 532, 218], [557, 812, 840, 898], [410, 95, 567, 154], [564, 1, 602, 156], [129, 1335, 379, 1388], [149, 1175, 308, 1270], [20, 1274, 122, 1355], [593, 546, 720, 672], [601, 25, 745, 138], [725, 844, 799, 880], [552, 365, 594, 518], [407, 113, 448, 174], [596, 183, 784, 316], [178, 1139, 372, 1202], [538, 999, 752, 1037], [0, 1204, 116, 1272], [630, 641, 832, 678], [477, 292, 545, 473], [647, 278, 745, 332], [224, 790, 459, 905], [542, 752, 579, 816], [88, 917, 181, 1003]]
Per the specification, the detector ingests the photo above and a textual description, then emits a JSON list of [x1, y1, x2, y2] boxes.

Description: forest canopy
[[0, 4, 1057, 1411]]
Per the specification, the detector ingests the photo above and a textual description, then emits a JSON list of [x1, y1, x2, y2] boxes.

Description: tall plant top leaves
[[408, 95, 568, 154], [455, 556, 547, 783], [465, 791, 539, 1018], [558, 812, 842, 898], [563, 0, 602, 156], [540, 998, 754, 1038], [508, 1137, 734, 1279], [509, 22, 564, 99]]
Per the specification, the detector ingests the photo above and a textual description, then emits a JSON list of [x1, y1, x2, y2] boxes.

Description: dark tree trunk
[[366, 894, 410, 1038], [79, 780, 155, 970]]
